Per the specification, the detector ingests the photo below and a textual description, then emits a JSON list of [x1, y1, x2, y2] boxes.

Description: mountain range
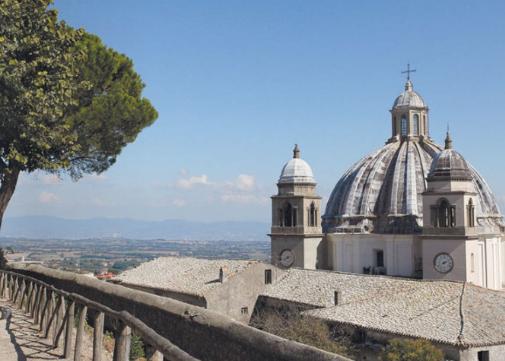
[[0, 216, 269, 241]]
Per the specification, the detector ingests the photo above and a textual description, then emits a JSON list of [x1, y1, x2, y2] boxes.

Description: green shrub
[[250, 308, 352, 356], [130, 334, 145, 361], [383, 338, 444, 361]]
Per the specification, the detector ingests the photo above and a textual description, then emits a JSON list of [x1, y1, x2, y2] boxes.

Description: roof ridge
[[457, 282, 466, 346]]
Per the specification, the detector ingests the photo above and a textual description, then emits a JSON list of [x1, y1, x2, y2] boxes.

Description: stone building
[[270, 78, 505, 290], [113, 256, 281, 323], [258, 268, 505, 361]]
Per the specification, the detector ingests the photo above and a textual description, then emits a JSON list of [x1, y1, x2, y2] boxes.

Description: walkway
[[0, 299, 111, 361]]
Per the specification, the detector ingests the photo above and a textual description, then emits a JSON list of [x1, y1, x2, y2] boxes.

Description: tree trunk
[[0, 167, 20, 229]]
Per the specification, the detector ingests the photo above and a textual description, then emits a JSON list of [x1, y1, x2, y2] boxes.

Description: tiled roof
[[115, 257, 258, 297], [262, 268, 505, 347]]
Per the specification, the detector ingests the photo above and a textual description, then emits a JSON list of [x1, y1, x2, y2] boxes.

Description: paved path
[[0, 299, 112, 361]]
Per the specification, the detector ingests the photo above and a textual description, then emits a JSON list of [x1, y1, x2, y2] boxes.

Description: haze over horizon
[[4, 0, 505, 225]]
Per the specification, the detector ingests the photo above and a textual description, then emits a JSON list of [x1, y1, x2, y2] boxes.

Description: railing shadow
[[1, 306, 27, 361]]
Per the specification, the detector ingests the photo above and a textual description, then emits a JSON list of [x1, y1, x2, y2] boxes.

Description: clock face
[[279, 249, 295, 267], [434, 253, 454, 274]]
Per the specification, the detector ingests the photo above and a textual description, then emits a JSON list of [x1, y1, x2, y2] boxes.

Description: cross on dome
[[401, 63, 416, 81]]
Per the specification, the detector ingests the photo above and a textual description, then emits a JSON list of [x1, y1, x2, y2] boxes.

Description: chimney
[[334, 290, 342, 306]]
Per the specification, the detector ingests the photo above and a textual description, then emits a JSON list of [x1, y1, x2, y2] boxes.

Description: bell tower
[[421, 133, 503, 289], [270, 145, 324, 269]]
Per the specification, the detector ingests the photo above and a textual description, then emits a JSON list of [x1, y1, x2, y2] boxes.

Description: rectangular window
[[264, 269, 272, 285], [471, 253, 475, 273], [375, 250, 384, 268], [478, 351, 489, 361], [241, 307, 248, 315]]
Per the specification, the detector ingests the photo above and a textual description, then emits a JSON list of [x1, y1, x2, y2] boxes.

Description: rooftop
[[261, 268, 505, 347], [115, 257, 259, 297]]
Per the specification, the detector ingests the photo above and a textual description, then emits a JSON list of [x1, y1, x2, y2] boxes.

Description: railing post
[[93, 311, 104, 361], [53, 294, 65, 345], [18, 279, 26, 309], [34, 285, 43, 324], [40, 289, 51, 332], [74, 304, 87, 361], [0, 272, 4, 297], [44, 291, 60, 339], [25, 281, 33, 313], [63, 299, 75, 358], [113, 321, 131, 361], [147, 348, 163, 361], [31, 284, 40, 318], [13, 276, 20, 304]]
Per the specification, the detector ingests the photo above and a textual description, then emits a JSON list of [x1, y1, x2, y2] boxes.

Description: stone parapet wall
[[10, 263, 349, 361]]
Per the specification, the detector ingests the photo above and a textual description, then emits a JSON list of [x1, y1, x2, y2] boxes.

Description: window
[[283, 203, 293, 227], [471, 253, 475, 273], [401, 116, 408, 136], [264, 269, 272, 284], [375, 250, 384, 267], [437, 199, 456, 228], [240, 307, 249, 315], [278, 209, 284, 227], [467, 198, 475, 227], [478, 351, 489, 361], [309, 202, 317, 227], [413, 114, 419, 135]]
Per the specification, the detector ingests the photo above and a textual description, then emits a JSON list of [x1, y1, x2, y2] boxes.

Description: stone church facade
[[270, 79, 505, 290]]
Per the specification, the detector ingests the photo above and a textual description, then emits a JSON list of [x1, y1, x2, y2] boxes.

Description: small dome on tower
[[428, 132, 472, 181], [392, 80, 427, 109], [278, 144, 316, 184]]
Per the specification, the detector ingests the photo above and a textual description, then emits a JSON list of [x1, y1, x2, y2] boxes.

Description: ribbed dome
[[428, 149, 472, 181], [323, 139, 502, 234], [392, 80, 427, 109], [278, 145, 316, 184]]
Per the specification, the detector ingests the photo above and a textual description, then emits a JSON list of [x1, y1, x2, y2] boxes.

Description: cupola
[[389, 68, 430, 141]]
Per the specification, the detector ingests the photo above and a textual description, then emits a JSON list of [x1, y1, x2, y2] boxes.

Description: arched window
[[283, 203, 293, 227], [279, 208, 284, 227], [309, 202, 317, 227], [413, 114, 419, 135], [467, 198, 475, 227], [437, 199, 456, 228], [401, 116, 408, 136]]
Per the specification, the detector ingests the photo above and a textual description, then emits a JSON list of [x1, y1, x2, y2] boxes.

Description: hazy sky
[[6, 1, 505, 222]]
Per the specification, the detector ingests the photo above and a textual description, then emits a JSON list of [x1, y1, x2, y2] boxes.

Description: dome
[[278, 145, 316, 184], [323, 138, 502, 234], [392, 80, 427, 109], [428, 133, 472, 181]]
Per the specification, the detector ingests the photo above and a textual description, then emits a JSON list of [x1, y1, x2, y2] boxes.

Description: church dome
[[278, 145, 316, 184], [428, 133, 472, 181], [392, 80, 427, 109], [323, 138, 502, 234]]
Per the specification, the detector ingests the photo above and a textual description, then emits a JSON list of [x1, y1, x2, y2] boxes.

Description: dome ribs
[[324, 137, 503, 234], [357, 143, 397, 216]]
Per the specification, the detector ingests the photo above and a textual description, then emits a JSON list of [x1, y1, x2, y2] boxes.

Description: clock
[[434, 253, 454, 274], [279, 249, 295, 267]]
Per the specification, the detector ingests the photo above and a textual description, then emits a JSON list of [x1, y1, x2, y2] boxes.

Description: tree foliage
[[0, 0, 158, 224], [383, 338, 444, 361]]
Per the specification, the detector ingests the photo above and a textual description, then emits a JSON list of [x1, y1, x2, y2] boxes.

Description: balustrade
[[0, 270, 198, 361]]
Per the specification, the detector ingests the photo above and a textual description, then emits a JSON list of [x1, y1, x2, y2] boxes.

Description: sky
[[6, 0, 505, 222]]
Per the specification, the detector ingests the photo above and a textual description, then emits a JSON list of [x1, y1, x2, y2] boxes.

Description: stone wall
[[10, 263, 349, 361]]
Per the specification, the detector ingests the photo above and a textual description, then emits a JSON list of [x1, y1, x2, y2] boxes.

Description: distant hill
[[1, 216, 269, 241]]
